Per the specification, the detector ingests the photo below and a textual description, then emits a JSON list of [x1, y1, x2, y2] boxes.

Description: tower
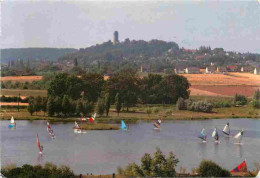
[[113, 31, 119, 44]]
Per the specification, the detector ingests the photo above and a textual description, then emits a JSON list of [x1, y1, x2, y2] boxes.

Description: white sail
[[212, 128, 217, 137], [222, 123, 230, 135], [234, 130, 244, 141], [93, 113, 96, 119], [10, 116, 15, 124]]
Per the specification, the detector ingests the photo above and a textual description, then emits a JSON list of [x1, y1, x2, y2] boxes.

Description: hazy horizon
[[1, 1, 260, 53]]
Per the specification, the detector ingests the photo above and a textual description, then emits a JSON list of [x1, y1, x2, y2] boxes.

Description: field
[[1, 76, 42, 82], [1, 89, 47, 97], [180, 73, 260, 97]]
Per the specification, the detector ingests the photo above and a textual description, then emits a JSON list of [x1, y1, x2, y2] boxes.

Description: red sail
[[36, 133, 43, 152], [230, 161, 247, 173]]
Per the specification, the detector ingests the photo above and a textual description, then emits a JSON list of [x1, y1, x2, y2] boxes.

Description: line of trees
[[30, 70, 190, 117]]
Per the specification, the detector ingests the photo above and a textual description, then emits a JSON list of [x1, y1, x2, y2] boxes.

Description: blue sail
[[121, 120, 127, 131], [198, 128, 207, 141]]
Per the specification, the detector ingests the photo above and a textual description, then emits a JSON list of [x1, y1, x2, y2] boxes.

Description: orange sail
[[36, 133, 43, 153]]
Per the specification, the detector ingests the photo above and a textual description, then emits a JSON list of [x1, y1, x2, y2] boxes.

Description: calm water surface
[[1, 119, 260, 174]]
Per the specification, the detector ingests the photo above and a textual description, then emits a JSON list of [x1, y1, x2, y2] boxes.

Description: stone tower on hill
[[113, 31, 119, 44]]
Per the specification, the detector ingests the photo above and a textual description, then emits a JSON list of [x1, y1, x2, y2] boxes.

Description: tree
[[41, 97, 47, 116], [118, 148, 179, 177], [197, 160, 231, 177], [62, 95, 70, 116], [104, 93, 111, 117], [232, 94, 247, 106], [81, 73, 105, 102], [47, 97, 55, 117], [47, 73, 68, 98], [253, 89, 260, 100], [106, 69, 139, 111], [34, 96, 42, 115], [96, 98, 105, 116], [76, 99, 84, 116], [54, 97, 63, 115], [27, 97, 35, 116], [115, 93, 122, 116], [141, 153, 152, 176]]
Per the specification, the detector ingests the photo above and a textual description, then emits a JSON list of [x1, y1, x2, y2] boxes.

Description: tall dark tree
[[115, 93, 122, 116], [47, 97, 55, 117], [62, 95, 70, 116], [41, 97, 47, 116], [104, 93, 111, 117], [81, 73, 105, 102], [47, 73, 68, 98]]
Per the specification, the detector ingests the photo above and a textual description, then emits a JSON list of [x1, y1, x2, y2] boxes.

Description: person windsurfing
[[234, 129, 244, 144], [222, 122, 230, 136], [36, 133, 43, 154], [212, 127, 220, 143], [198, 128, 207, 142], [153, 118, 162, 130]]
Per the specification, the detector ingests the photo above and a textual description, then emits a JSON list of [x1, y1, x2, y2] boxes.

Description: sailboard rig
[[230, 160, 247, 173], [212, 128, 220, 143], [46, 121, 55, 138], [36, 133, 43, 154], [198, 128, 207, 142], [73, 121, 86, 134], [234, 129, 244, 144], [121, 120, 128, 131], [8, 116, 16, 128], [153, 119, 162, 130], [222, 122, 230, 136], [89, 113, 96, 123]]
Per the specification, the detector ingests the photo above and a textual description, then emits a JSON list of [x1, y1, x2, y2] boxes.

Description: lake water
[[1, 119, 260, 175]]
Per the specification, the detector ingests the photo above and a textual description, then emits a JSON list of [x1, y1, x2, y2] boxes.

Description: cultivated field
[[180, 73, 260, 97], [1, 89, 47, 97], [1, 76, 42, 82]]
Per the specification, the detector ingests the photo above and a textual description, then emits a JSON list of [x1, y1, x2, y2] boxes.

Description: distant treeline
[[1, 48, 78, 63]]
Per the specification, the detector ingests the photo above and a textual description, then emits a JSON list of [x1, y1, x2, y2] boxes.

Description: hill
[[1, 48, 78, 62]]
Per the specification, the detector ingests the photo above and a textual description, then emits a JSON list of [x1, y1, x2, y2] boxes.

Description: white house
[[254, 68, 260, 75]]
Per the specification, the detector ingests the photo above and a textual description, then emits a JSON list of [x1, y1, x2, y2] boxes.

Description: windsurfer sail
[[75, 121, 80, 129], [36, 133, 43, 154], [212, 128, 219, 141], [121, 120, 127, 131], [222, 122, 230, 136], [230, 160, 247, 173], [198, 128, 207, 141], [46, 121, 55, 138], [89, 113, 96, 123], [8, 116, 16, 128], [234, 129, 244, 143], [154, 119, 162, 129]]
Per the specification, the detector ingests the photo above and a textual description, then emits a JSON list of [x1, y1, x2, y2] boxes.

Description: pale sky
[[1, 0, 260, 53]]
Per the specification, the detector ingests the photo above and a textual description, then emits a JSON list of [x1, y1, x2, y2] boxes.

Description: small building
[[185, 67, 200, 74], [206, 66, 216, 74], [140, 65, 150, 73], [227, 65, 238, 72], [240, 66, 252, 72], [254, 68, 260, 75], [217, 67, 227, 73], [174, 67, 186, 74]]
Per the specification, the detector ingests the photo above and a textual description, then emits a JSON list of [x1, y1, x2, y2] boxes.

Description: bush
[[146, 108, 152, 116], [252, 100, 260, 109], [190, 100, 213, 113], [153, 107, 160, 114], [215, 101, 231, 108], [176, 97, 186, 110], [197, 160, 231, 177], [1, 163, 75, 178], [118, 148, 179, 177], [232, 94, 247, 106]]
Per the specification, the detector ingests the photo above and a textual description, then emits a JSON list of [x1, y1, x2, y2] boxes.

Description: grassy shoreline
[[1, 105, 259, 123]]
